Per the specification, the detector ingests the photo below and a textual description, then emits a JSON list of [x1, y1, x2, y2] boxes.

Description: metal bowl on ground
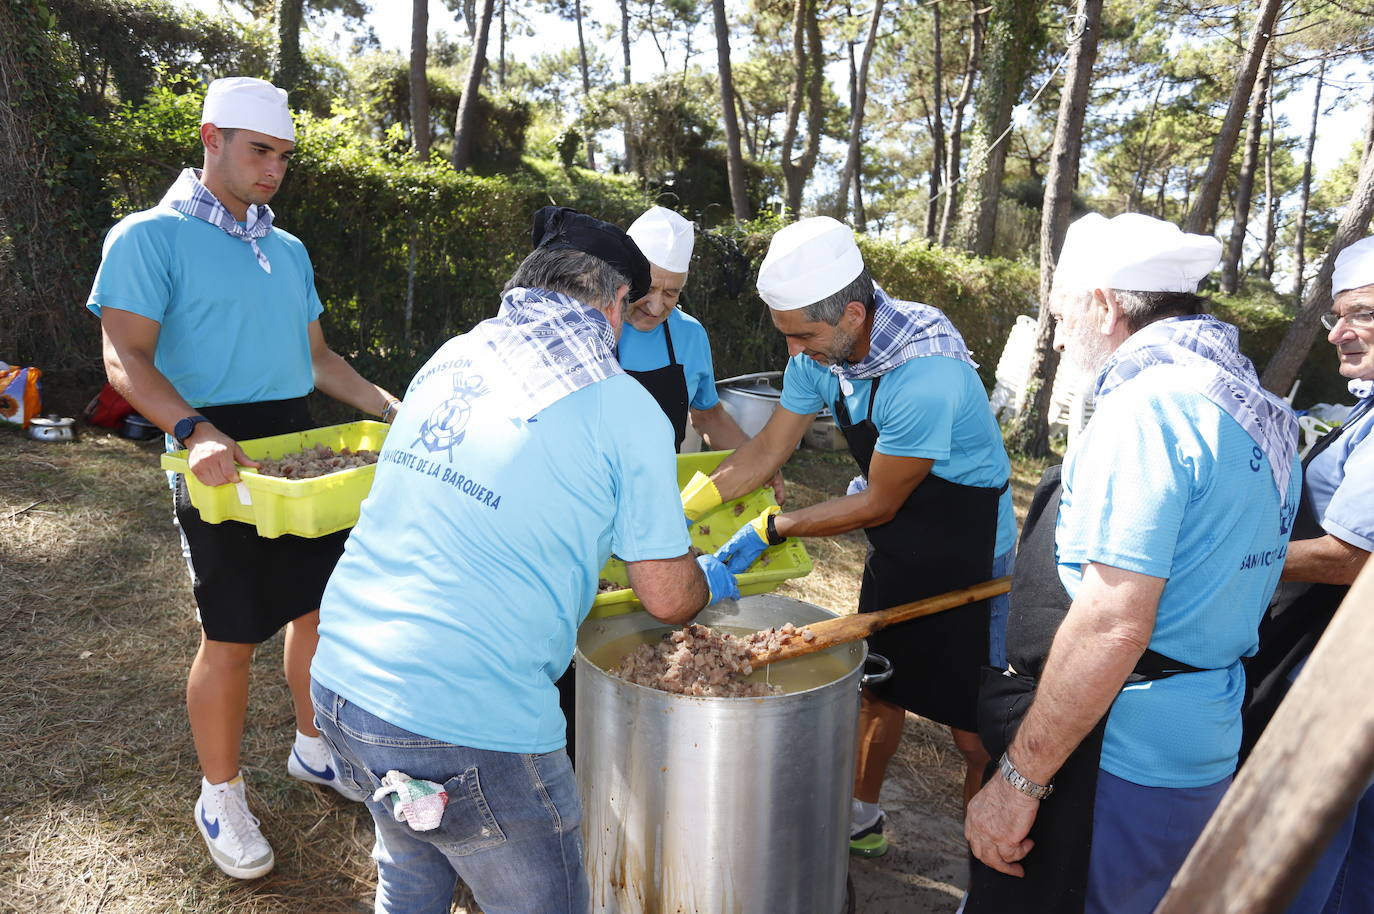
[[26, 415, 77, 442], [119, 413, 161, 441], [575, 594, 867, 914]]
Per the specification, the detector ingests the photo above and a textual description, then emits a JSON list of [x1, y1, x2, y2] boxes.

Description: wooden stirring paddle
[[745, 576, 1013, 669]]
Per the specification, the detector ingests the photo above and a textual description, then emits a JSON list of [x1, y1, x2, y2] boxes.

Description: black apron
[[840, 373, 1004, 732], [622, 319, 690, 452], [1241, 397, 1374, 762], [173, 396, 351, 644], [967, 466, 1206, 914]]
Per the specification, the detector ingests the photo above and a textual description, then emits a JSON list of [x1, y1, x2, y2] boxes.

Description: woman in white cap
[[619, 205, 756, 453], [1245, 234, 1374, 914], [86, 76, 399, 881]]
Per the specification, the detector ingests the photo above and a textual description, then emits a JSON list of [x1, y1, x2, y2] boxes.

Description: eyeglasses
[[1320, 310, 1374, 331]]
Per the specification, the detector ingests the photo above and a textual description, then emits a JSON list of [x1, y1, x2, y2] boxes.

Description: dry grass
[[0, 428, 1050, 913]]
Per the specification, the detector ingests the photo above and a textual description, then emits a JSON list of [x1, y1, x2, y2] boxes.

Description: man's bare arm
[[773, 451, 932, 538], [626, 553, 709, 625], [308, 321, 398, 417], [1010, 563, 1162, 781], [1282, 534, 1369, 585], [707, 406, 813, 502], [689, 402, 787, 504], [101, 308, 256, 485], [965, 563, 1163, 877]]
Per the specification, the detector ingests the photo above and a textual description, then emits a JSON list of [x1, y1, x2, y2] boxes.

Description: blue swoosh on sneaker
[[292, 749, 335, 782], [200, 805, 220, 839]]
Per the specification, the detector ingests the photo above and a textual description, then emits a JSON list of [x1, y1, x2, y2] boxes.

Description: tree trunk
[[620, 0, 631, 84], [1183, 0, 1282, 235], [272, 0, 306, 93], [840, 2, 857, 220], [837, 0, 884, 224], [575, 0, 596, 169], [939, 4, 982, 247], [1260, 113, 1374, 395], [620, 0, 635, 173], [959, 0, 1041, 256], [1007, 0, 1101, 458], [1220, 52, 1270, 294], [410, 0, 431, 160], [1294, 60, 1328, 300], [451, 0, 496, 171], [1128, 81, 1164, 212], [1262, 80, 1277, 280], [925, 0, 945, 239], [498, 0, 506, 88], [780, 0, 823, 217], [712, 0, 751, 221]]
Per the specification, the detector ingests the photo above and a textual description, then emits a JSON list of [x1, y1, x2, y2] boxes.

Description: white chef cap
[[1050, 213, 1111, 294], [626, 206, 694, 272], [1333, 236, 1374, 296], [1096, 213, 1220, 293], [202, 77, 295, 143], [757, 216, 866, 311]]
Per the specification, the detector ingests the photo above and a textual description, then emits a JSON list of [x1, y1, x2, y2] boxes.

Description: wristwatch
[[999, 751, 1054, 800], [174, 415, 209, 446], [765, 511, 786, 546]]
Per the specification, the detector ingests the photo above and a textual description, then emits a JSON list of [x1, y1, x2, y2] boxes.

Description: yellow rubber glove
[[680, 470, 724, 522]]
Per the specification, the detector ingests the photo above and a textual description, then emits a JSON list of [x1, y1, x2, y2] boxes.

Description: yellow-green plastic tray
[[160, 421, 390, 539], [588, 450, 812, 618]]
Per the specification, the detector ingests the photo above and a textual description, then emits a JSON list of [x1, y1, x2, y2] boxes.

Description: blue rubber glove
[[696, 553, 740, 605], [715, 506, 782, 574]]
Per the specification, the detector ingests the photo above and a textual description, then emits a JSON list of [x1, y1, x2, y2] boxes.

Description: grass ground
[[0, 425, 1048, 914]]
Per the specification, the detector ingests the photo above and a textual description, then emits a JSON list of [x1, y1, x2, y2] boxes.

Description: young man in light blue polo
[[88, 77, 398, 880]]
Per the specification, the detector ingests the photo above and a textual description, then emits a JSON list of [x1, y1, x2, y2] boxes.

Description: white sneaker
[[195, 775, 274, 879], [287, 734, 368, 802]]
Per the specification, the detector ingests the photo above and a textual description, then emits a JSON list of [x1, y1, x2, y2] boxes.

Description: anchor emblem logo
[[414, 372, 488, 461]]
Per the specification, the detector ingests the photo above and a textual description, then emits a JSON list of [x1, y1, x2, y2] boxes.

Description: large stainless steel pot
[[575, 594, 865, 914], [715, 371, 784, 438]]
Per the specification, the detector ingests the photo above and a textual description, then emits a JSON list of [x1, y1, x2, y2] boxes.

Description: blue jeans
[[989, 550, 1015, 668], [310, 680, 589, 914], [1086, 768, 1231, 914], [1286, 778, 1374, 914]]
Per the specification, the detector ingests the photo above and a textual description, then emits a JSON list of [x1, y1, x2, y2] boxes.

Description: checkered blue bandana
[[469, 286, 625, 418], [160, 168, 274, 274], [1095, 314, 1298, 506], [829, 285, 976, 383]]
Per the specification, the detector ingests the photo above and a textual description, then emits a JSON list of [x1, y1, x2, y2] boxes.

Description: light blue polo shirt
[[85, 206, 322, 407], [312, 335, 689, 754], [1058, 371, 1301, 788], [1303, 398, 1374, 551], [780, 353, 1017, 557], [617, 309, 721, 410]]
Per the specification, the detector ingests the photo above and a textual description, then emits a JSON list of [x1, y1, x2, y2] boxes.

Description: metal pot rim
[[576, 596, 865, 701]]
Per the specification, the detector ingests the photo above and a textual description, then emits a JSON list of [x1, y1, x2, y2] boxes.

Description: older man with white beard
[[1244, 234, 1374, 914], [964, 213, 1301, 914]]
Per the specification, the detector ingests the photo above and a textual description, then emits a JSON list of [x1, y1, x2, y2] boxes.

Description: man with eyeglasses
[[1244, 235, 1374, 913]]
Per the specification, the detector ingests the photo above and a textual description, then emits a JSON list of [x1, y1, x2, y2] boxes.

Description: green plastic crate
[[160, 421, 390, 539], [588, 450, 813, 618]]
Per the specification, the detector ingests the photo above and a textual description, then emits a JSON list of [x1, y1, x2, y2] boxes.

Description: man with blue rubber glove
[[310, 207, 738, 914], [715, 505, 782, 573], [688, 217, 1017, 860]]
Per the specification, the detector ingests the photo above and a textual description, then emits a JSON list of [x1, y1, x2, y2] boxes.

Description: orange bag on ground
[[0, 363, 42, 428]]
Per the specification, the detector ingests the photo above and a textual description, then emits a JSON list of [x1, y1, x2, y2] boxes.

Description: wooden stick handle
[[746, 576, 1013, 669]]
